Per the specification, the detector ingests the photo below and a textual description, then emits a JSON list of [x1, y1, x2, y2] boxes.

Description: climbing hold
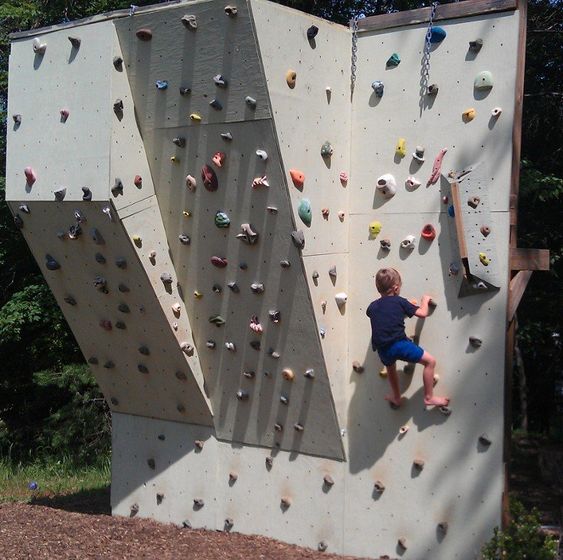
[[147, 458, 156, 470], [352, 361, 364, 373], [412, 146, 425, 162], [395, 138, 407, 158], [480, 225, 491, 237], [118, 302, 130, 313], [81, 187, 92, 201], [491, 107, 502, 117], [307, 24, 319, 40], [236, 389, 249, 401], [212, 284, 222, 294], [139, 345, 150, 356], [99, 319, 112, 331], [190, 113, 202, 122], [373, 481, 385, 493], [213, 74, 228, 88], [224, 5, 238, 16], [245, 96, 257, 109], [438, 522, 449, 535], [229, 472, 238, 482], [160, 272, 173, 284], [211, 256, 228, 268], [131, 234, 141, 247], [182, 210, 191, 218], [448, 263, 460, 276], [398, 537, 408, 551], [208, 98, 223, 111], [179, 86, 191, 96], [267, 206, 277, 213], [115, 257, 127, 269], [181, 15, 197, 29], [371, 80, 384, 97], [269, 349, 280, 359], [413, 458, 425, 471], [335, 292, 348, 307], [421, 224, 436, 241], [282, 368, 295, 381], [180, 342, 194, 356], [304, 368, 315, 379], [254, 150, 268, 162], [209, 315, 226, 327], [111, 178, 123, 197], [291, 230, 305, 249], [274, 423, 283, 432], [243, 370, 255, 379], [479, 434, 492, 446], [237, 223, 259, 244], [137, 364, 149, 374], [64, 295, 77, 305], [239, 262, 248, 270], [322, 208, 330, 219], [178, 234, 190, 245], [68, 224, 81, 239], [193, 498, 204, 508], [206, 340, 216, 349], [32, 37, 47, 55], [298, 199, 312, 227], [172, 137, 186, 148], [369, 221, 382, 237], [474, 70, 494, 90], [430, 26, 446, 43], [286, 70, 297, 89], [426, 84, 439, 97], [185, 175, 197, 191], [280, 260, 291, 268], [212, 151, 226, 168], [227, 282, 240, 293], [468, 196, 481, 209], [214, 211, 230, 228], [469, 336, 483, 350], [462, 108, 477, 122], [280, 496, 292, 508], [45, 255, 60, 271], [249, 316, 263, 333], [115, 321, 126, 330], [289, 169, 305, 189], [320, 141, 333, 158], [201, 165, 218, 191], [250, 282, 265, 294], [479, 252, 490, 266], [113, 56, 123, 70], [155, 80, 168, 90], [401, 235, 416, 250], [294, 423, 304, 432], [469, 38, 483, 52], [250, 340, 261, 351], [426, 148, 447, 186], [94, 276, 107, 292], [448, 205, 455, 218], [312, 271, 320, 280], [54, 187, 66, 201], [399, 425, 409, 435], [339, 172, 349, 185], [220, 131, 233, 141], [320, 327, 326, 338], [24, 167, 37, 186], [376, 174, 397, 198], [328, 266, 337, 279], [252, 175, 269, 188], [280, 394, 289, 405], [405, 176, 421, 189], [136, 28, 152, 40], [386, 53, 401, 68], [13, 114, 22, 126]]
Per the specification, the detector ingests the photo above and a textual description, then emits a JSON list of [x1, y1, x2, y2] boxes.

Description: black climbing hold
[[213, 74, 228, 88], [82, 187, 92, 201], [13, 215, 24, 229], [103, 361, 115, 369], [227, 282, 239, 293], [93, 276, 108, 292], [54, 188, 66, 201], [250, 340, 261, 351], [13, 114, 22, 125], [111, 178, 123, 197], [64, 296, 77, 305], [265, 457, 273, 469], [209, 98, 223, 110], [68, 224, 81, 239], [111, 397, 119, 406], [479, 433, 492, 446], [138, 345, 150, 356], [173, 136, 186, 148], [179, 86, 192, 96], [118, 283, 129, 293], [113, 56, 123, 70], [95, 253, 106, 264], [45, 254, 60, 271], [175, 371, 187, 380], [274, 423, 283, 432], [138, 364, 149, 374], [269, 310, 281, 323], [115, 257, 127, 269], [147, 458, 156, 470], [158, 434, 166, 441], [469, 38, 483, 52], [291, 230, 305, 249], [87, 357, 98, 365], [212, 284, 222, 294], [280, 260, 291, 268], [307, 25, 319, 40], [220, 132, 233, 141], [239, 262, 248, 270], [118, 303, 130, 313], [90, 228, 105, 245], [280, 394, 289, 405], [68, 36, 81, 48], [113, 99, 124, 114], [115, 321, 126, 329]]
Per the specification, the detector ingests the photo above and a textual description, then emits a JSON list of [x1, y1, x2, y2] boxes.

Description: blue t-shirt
[[366, 295, 419, 351]]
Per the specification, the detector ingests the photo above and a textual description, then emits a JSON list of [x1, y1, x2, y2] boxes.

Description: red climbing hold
[[289, 169, 305, 189], [201, 164, 218, 191], [211, 256, 228, 268], [134, 175, 142, 187], [421, 224, 436, 240], [24, 167, 36, 186]]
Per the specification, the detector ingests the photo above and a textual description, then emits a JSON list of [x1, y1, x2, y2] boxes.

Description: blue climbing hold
[[430, 26, 447, 43], [448, 205, 455, 218], [155, 80, 168, 90]]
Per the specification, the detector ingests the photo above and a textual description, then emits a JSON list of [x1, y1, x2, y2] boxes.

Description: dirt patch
[[0, 503, 371, 560]]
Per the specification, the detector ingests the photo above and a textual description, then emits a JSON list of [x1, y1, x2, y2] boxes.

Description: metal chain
[[421, 2, 438, 90], [350, 15, 359, 94]]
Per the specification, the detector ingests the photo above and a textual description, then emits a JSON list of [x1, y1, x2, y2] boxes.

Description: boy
[[366, 268, 450, 408]]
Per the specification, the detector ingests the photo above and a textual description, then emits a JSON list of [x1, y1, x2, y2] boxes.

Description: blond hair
[[375, 268, 401, 295]]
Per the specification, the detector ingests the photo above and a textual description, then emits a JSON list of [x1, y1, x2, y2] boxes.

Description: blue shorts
[[377, 339, 424, 366]]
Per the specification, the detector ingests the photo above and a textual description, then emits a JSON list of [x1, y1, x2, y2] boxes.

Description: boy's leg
[[419, 351, 450, 407], [384, 362, 402, 408]]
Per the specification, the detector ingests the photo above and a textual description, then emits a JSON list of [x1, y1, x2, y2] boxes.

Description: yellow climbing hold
[[479, 252, 490, 266], [369, 221, 382, 237], [395, 138, 406, 158], [190, 113, 202, 121], [285, 69, 297, 89], [183, 210, 191, 217], [462, 108, 476, 122], [194, 290, 203, 298], [379, 367, 387, 378], [170, 156, 180, 163]]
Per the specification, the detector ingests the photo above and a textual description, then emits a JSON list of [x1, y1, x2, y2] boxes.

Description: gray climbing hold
[[328, 266, 337, 279], [224, 5, 238, 16], [236, 223, 259, 244], [245, 96, 257, 109], [212, 284, 222, 294], [438, 522, 449, 534], [172, 136, 186, 148], [236, 390, 249, 401], [113, 56, 123, 70], [82, 187, 92, 201], [320, 141, 333, 158], [243, 370, 256, 379], [93, 276, 107, 292], [54, 188, 66, 202], [68, 224, 82, 239], [112, 178, 123, 197], [227, 281, 240, 293], [268, 310, 281, 323], [268, 348, 280, 359], [280, 260, 291, 268], [294, 423, 304, 432], [32, 37, 47, 55], [239, 262, 248, 270], [479, 433, 492, 446], [304, 368, 315, 379], [291, 230, 305, 249], [312, 271, 319, 280], [68, 36, 81, 48], [221, 132, 233, 141], [19, 204, 30, 214], [64, 296, 77, 305], [206, 340, 216, 348], [13, 114, 22, 125], [95, 253, 106, 264], [427, 83, 439, 95], [280, 394, 289, 405], [193, 498, 204, 507], [469, 38, 483, 52], [209, 98, 223, 110], [380, 238, 391, 251], [179, 234, 191, 245], [474, 70, 493, 90], [265, 457, 273, 468], [181, 15, 197, 29], [274, 423, 283, 432], [45, 254, 60, 271], [118, 303, 130, 313], [147, 458, 156, 470], [373, 480, 385, 493], [179, 86, 191, 96], [386, 53, 401, 67], [209, 315, 226, 326], [160, 272, 173, 284], [469, 336, 482, 348], [318, 541, 328, 552], [371, 80, 384, 97], [412, 145, 425, 162], [250, 283, 265, 294], [298, 199, 312, 227], [213, 74, 228, 88]]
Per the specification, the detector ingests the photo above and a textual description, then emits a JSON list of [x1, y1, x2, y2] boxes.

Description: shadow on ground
[[31, 485, 111, 516]]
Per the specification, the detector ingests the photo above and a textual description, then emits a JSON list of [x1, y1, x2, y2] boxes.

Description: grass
[[0, 454, 111, 506]]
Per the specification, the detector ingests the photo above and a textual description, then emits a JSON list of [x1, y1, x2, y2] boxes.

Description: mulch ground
[[0, 502, 370, 560]]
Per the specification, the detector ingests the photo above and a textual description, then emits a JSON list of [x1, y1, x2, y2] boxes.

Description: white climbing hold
[[376, 174, 397, 198], [255, 149, 268, 160], [225, 342, 236, 352], [405, 176, 421, 189], [491, 107, 502, 117], [252, 176, 269, 188], [32, 37, 47, 55], [102, 206, 113, 221], [401, 235, 416, 250], [180, 342, 194, 356], [172, 302, 181, 315], [335, 292, 348, 307]]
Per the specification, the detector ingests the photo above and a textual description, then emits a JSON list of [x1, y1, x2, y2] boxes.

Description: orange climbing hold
[[421, 224, 436, 240], [289, 169, 305, 189]]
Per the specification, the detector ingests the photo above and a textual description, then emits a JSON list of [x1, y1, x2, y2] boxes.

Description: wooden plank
[[450, 183, 468, 258], [357, 0, 517, 33], [510, 248, 550, 271], [508, 270, 533, 322]]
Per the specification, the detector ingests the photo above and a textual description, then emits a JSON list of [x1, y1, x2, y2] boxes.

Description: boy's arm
[[414, 295, 432, 317]]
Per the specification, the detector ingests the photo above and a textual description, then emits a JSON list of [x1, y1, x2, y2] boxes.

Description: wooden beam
[[357, 0, 517, 33], [510, 248, 550, 271], [508, 270, 533, 323]]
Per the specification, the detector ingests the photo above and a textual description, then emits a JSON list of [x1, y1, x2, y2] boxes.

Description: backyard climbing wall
[[6, 0, 525, 558]]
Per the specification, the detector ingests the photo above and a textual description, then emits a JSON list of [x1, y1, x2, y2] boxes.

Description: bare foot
[[385, 394, 402, 409], [424, 396, 450, 407]]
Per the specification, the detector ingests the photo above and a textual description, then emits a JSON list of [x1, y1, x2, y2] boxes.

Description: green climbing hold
[[474, 71, 493, 90], [215, 211, 230, 228], [386, 53, 401, 68], [298, 199, 312, 227], [209, 315, 226, 326], [320, 141, 333, 158]]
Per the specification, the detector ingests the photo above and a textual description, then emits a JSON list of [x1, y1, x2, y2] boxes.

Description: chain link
[[421, 2, 438, 91], [350, 15, 359, 94]]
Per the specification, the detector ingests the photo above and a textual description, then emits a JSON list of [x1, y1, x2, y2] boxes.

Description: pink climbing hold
[[426, 148, 447, 186], [134, 175, 142, 187], [24, 167, 37, 186], [249, 315, 263, 334], [211, 256, 228, 268], [212, 151, 226, 168], [60, 108, 70, 122], [339, 172, 348, 185]]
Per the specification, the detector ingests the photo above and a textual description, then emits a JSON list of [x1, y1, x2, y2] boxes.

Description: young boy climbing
[[366, 268, 450, 408]]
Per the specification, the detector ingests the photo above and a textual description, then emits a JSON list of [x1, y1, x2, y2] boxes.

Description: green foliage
[[481, 500, 559, 560]]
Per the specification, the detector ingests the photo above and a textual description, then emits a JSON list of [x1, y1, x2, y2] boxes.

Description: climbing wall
[[6, 0, 525, 558]]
